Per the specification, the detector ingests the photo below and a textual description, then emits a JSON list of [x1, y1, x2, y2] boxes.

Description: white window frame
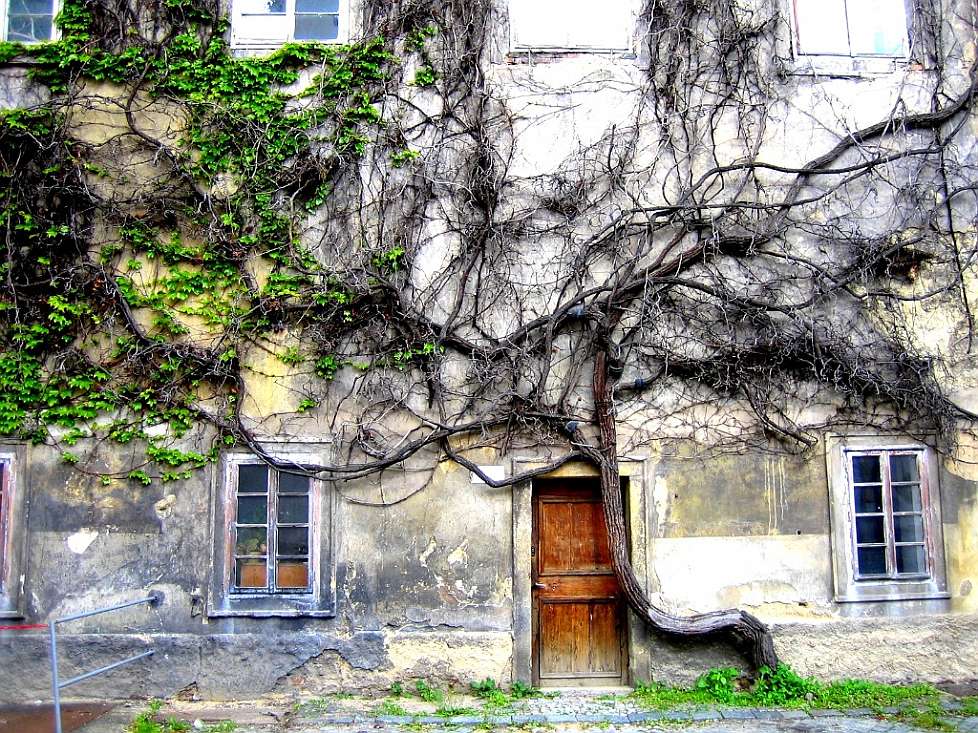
[[788, 0, 913, 76], [508, 0, 636, 53], [208, 450, 336, 617], [230, 0, 350, 50], [0, 447, 28, 619], [826, 434, 949, 603], [1, 0, 61, 43]]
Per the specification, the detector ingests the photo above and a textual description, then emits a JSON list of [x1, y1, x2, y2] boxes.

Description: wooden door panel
[[539, 499, 611, 574], [538, 600, 622, 678], [533, 480, 627, 685], [589, 601, 622, 674]]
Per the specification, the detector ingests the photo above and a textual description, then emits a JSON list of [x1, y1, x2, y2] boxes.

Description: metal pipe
[[59, 650, 155, 689], [48, 591, 162, 733], [49, 623, 62, 733], [53, 594, 161, 625]]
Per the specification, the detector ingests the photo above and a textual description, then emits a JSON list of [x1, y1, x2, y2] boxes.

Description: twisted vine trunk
[[584, 348, 779, 673]]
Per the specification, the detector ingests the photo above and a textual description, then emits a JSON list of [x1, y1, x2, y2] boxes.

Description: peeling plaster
[[65, 529, 99, 554]]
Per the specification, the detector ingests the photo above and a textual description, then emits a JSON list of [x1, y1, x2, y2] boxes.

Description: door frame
[[511, 457, 651, 686], [531, 478, 627, 686]]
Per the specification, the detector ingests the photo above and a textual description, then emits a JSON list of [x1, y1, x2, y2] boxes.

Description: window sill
[[207, 608, 336, 618], [790, 55, 919, 78], [207, 595, 335, 618], [230, 40, 348, 55], [506, 48, 636, 61], [835, 591, 951, 603], [834, 577, 949, 603]]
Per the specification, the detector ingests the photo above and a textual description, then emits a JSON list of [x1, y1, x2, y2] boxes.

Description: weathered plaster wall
[[0, 444, 516, 701]]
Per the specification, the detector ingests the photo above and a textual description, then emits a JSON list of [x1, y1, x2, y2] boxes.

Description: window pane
[[7, 15, 53, 42], [236, 495, 267, 525], [238, 464, 268, 493], [846, 0, 908, 56], [279, 471, 310, 494], [294, 14, 339, 40], [855, 515, 885, 544], [296, 0, 339, 11], [238, 0, 286, 12], [278, 495, 309, 524], [889, 454, 919, 483], [854, 484, 883, 513], [894, 514, 924, 543], [278, 527, 309, 556], [235, 527, 268, 555], [277, 561, 309, 588], [857, 546, 887, 575], [794, 0, 850, 55], [892, 484, 922, 512], [851, 455, 881, 483], [10, 0, 54, 13], [896, 544, 927, 574], [236, 558, 268, 588]]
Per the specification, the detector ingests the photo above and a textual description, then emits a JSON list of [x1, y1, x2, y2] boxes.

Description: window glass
[[510, 0, 632, 51], [6, 0, 56, 42], [238, 0, 285, 12], [793, 0, 908, 57], [232, 463, 312, 594], [294, 14, 338, 40], [849, 449, 930, 579], [233, 0, 342, 45], [793, 0, 850, 55], [846, 0, 908, 55], [296, 0, 338, 11]]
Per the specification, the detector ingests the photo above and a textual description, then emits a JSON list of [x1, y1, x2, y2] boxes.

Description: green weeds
[[415, 678, 444, 704], [128, 700, 236, 733], [633, 665, 940, 711], [374, 699, 409, 717]]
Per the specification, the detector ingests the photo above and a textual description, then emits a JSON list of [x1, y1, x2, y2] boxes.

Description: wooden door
[[532, 479, 627, 686]]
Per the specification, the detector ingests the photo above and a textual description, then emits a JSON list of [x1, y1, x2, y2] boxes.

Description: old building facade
[[1, 0, 977, 700]]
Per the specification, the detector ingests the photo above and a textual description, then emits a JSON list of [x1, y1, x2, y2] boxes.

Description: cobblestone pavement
[[280, 716, 978, 733], [76, 688, 978, 733]]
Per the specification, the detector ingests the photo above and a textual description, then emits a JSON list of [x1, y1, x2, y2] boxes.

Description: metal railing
[[49, 591, 162, 733]]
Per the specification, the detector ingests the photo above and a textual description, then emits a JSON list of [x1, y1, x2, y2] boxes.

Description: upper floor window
[[3, 0, 59, 43], [231, 0, 345, 49], [509, 0, 634, 52], [792, 0, 909, 57], [826, 435, 948, 603], [209, 450, 336, 617]]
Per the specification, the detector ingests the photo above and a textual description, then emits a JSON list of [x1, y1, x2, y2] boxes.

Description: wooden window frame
[[208, 450, 336, 618], [2, 0, 61, 43], [826, 434, 948, 603], [230, 0, 350, 50], [0, 447, 28, 619], [230, 462, 314, 595]]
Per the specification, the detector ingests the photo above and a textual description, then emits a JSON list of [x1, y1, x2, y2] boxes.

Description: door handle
[[533, 582, 548, 589]]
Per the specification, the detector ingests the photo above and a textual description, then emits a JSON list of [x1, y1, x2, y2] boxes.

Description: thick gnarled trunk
[[583, 349, 780, 673]]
